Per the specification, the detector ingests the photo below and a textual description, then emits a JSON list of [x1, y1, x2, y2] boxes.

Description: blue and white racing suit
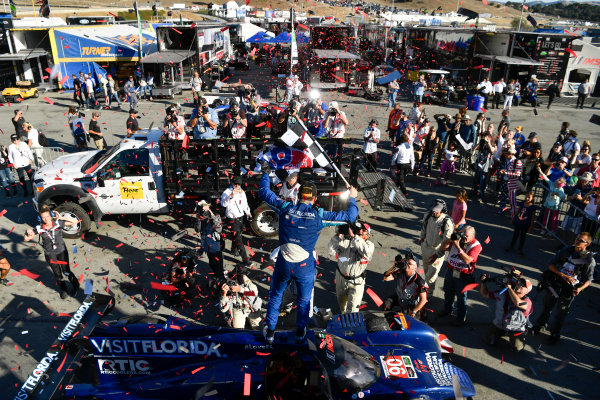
[[258, 173, 358, 331]]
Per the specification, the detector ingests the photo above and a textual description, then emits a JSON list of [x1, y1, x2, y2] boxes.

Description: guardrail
[[31, 146, 66, 169]]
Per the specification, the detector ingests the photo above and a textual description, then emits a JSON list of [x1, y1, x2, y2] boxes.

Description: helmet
[[289, 99, 298, 111], [299, 181, 317, 201], [229, 98, 239, 108]]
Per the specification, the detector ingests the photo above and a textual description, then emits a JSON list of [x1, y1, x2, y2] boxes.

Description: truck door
[[94, 148, 157, 214]]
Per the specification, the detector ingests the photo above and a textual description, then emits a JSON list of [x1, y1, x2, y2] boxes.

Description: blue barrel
[[467, 95, 485, 111]]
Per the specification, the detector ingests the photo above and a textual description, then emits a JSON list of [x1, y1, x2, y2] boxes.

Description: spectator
[[513, 126, 525, 154], [420, 199, 454, 293], [525, 78, 538, 107], [533, 233, 595, 344], [413, 78, 426, 103], [0, 243, 11, 286], [581, 187, 600, 237], [505, 191, 537, 255], [99, 75, 109, 108], [67, 106, 78, 143], [328, 221, 374, 313], [574, 143, 592, 171], [285, 74, 294, 103], [12, 109, 27, 140], [480, 272, 533, 351], [412, 118, 430, 173], [433, 113, 452, 167], [492, 78, 506, 109], [196, 200, 224, 280], [391, 133, 414, 197], [575, 78, 590, 109], [436, 141, 458, 186], [80, 72, 88, 105], [477, 77, 493, 109], [504, 79, 515, 110], [545, 142, 564, 167], [219, 271, 262, 329], [85, 73, 97, 109], [451, 189, 468, 231], [497, 147, 522, 218], [498, 109, 510, 133], [522, 148, 545, 191], [538, 173, 567, 236], [126, 109, 139, 137], [7, 134, 34, 196], [419, 127, 439, 176], [279, 171, 300, 203], [71, 112, 88, 151], [474, 112, 486, 139], [395, 112, 410, 145], [107, 75, 121, 108], [471, 130, 495, 202], [189, 97, 219, 140], [408, 102, 424, 125], [556, 121, 570, 145], [223, 99, 248, 139], [145, 71, 154, 101], [123, 76, 139, 111], [23, 123, 45, 166], [387, 79, 399, 110], [561, 172, 594, 238], [71, 74, 84, 107], [24, 206, 80, 299], [546, 80, 560, 110], [520, 132, 542, 160], [221, 175, 253, 267], [435, 225, 482, 325], [544, 156, 572, 182], [258, 164, 358, 344], [163, 104, 186, 140], [363, 119, 380, 172], [303, 95, 328, 138], [190, 71, 203, 106], [0, 145, 17, 197], [88, 112, 105, 150], [562, 131, 580, 164], [382, 254, 428, 319], [576, 153, 600, 188]]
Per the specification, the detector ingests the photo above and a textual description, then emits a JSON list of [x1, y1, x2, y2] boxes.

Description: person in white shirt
[[363, 119, 380, 171], [23, 123, 46, 166], [285, 74, 295, 103], [477, 78, 493, 109], [279, 170, 300, 203], [392, 133, 414, 196], [492, 78, 506, 109], [408, 102, 423, 125], [563, 131, 581, 164], [7, 134, 34, 196], [293, 75, 303, 98], [413, 118, 431, 173], [85, 75, 97, 109], [324, 101, 349, 158], [576, 79, 590, 109], [221, 175, 253, 267], [163, 104, 186, 140], [145, 71, 154, 100], [190, 71, 203, 106], [437, 142, 459, 186]]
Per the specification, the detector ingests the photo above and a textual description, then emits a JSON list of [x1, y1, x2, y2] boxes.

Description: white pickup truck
[[32, 130, 351, 238]]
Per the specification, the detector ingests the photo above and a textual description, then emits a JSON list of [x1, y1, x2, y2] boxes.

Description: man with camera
[[480, 270, 533, 351], [382, 251, 428, 318], [223, 99, 247, 139], [196, 199, 224, 280], [219, 271, 262, 329], [302, 93, 328, 138], [164, 104, 186, 140], [189, 97, 219, 140], [420, 199, 454, 294], [533, 233, 595, 344], [324, 101, 349, 158], [221, 175, 253, 267], [328, 221, 375, 313], [434, 225, 482, 325]]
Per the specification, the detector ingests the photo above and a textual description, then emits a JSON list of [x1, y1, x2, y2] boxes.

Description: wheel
[[33, 90, 39, 98], [251, 202, 279, 238], [54, 201, 91, 238]]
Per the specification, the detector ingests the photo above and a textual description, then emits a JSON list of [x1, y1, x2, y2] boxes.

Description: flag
[[290, 8, 298, 69], [39, 0, 50, 18], [523, 4, 529, 10], [9, 0, 17, 17], [526, 15, 537, 28], [280, 120, 329, 167]]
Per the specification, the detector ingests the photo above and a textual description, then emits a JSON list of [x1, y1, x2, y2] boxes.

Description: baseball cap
[[560, 156, 569, 163], [129, 109, 138, 114], [463, 114, 471, 120], [431, 199, 446, 213], [370, 118, 378, 125], [528, 132, 537, 139], [580, 172, 594, 182], [198, 199, 210, 207], [360, 222, 371, 235], [286, 171, 299, 181], [516, 125, 523, 131], [329, 101, 339, 110]]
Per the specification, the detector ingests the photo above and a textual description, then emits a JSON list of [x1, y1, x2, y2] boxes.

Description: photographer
[[223, 99, 247, 139], [189, 97, 219, 140], [324, 101, 348, 157], [363, 119, 380, 172], [163, 104, 186, 140], [219, 271, 262, 329], [302, 92, 328, 138], [328, 221, 375, 313], [434, 225, 482, 325], [196, 200, 224, 280], [420, 199, 454, 293], [382, 251, 428, 318], [533, 233, 595, 344]]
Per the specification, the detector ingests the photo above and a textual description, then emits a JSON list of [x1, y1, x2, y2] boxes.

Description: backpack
[[423, 208, 453, 239], [38, 131, 49, 147]]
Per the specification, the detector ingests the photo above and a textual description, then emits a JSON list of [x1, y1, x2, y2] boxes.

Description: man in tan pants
[[329, 222, 375, 313], [420, 200, 454, 294]]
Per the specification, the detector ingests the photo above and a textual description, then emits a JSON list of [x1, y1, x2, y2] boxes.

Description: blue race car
[[14, 294, 475, 400]]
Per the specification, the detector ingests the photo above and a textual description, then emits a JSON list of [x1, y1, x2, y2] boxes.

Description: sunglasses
[[575, 238, 589, 244], [593, 159, 600, 162]]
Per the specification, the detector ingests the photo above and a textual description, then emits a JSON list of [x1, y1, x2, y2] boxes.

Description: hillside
[[517, 1, 600, 22]]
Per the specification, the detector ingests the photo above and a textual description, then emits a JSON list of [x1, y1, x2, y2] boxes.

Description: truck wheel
[[54, 202, 91, 238], [251, 202, 279, 238]]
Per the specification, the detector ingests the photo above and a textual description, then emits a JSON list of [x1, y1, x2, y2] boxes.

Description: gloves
[[259, 161, 271, 175]]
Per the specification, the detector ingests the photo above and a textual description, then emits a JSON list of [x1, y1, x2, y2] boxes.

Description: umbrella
[[246, 31, 273, 43], [271, 31, 292, 43]]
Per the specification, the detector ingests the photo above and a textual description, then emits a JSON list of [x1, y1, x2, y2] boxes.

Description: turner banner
[[50, 25, 157, 62]]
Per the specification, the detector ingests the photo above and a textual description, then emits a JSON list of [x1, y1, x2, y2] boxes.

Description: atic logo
[[98, 359, 151, 375]]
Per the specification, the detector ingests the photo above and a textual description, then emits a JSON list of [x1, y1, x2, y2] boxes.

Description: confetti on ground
[[461, 283, 479, 294], [19, 269, 40, 280], [150, 281, 178, 291], [366, 288, 383, 307], [43, 97, 54, 105], [0, 209, 6, 218], [243, 373, 251, 396]]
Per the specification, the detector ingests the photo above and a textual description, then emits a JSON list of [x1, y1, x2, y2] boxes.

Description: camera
[[329, 108, 338, 116], [201, 105, 209, 115], [336, 221, 362, 238], [451, 231, 467, 247], [230, 108, 239, 118], [392, 248, 417, 275], [482, 266, 524, 291]]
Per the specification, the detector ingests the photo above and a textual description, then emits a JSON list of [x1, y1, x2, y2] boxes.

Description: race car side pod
[[13, 293, 115, 400], [438, 333, 454, 354]]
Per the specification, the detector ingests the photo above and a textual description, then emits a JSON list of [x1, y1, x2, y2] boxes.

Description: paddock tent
[[48, 24, 157, 89]]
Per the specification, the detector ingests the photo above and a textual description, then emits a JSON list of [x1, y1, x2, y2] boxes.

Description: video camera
[[482, 266, 525, 292], [391, 248, 417, 277], [336, 221, 363, 238], [328, 107, 338, 116]]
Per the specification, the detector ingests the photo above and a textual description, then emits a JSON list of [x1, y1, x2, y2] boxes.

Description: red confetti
[[43, 97, 54, 105], [243, 373, 251, 396], [150, 281, 178, 291], [115, 243, 124, 248], [366, 288, 383, 307], [484, 236, 490, 244], [0, 209, 6, 218], [461, 283, 480, 294], [19, 269, 40, 280], [191, 366, 205, 374], [59, 75, 69, 86]]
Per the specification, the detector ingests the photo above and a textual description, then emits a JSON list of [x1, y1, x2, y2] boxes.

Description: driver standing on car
[[258, 164, 358, 344], [24, 206, 80, 299]]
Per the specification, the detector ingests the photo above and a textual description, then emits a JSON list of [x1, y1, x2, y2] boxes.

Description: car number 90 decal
[[380, 355, 417, 379]]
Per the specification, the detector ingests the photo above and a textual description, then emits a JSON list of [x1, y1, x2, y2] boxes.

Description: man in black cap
[[221, 175, 253, 267], [126, 109, 139, 137], [279, 170, 300, 203], [519, 132, 542, 159]]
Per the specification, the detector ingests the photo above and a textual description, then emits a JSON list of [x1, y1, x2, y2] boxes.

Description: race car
[[1, 85, 39, 103], [14, 294, 475, 400]]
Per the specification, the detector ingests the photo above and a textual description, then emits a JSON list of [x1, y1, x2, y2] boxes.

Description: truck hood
[[35, 151, 99, 181]]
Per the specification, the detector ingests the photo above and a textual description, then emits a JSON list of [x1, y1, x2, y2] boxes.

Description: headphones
[[37, 210, 56, 224]]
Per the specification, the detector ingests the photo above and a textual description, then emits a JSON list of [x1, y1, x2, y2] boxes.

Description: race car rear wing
[[13, 293, 114, 400]]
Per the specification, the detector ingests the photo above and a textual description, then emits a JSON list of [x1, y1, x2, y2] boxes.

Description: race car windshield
[[314, 333, 380, 393]]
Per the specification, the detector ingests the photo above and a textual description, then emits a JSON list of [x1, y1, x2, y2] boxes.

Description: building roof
[[0, 48, 48, 61], [139, 50, 195, 64]]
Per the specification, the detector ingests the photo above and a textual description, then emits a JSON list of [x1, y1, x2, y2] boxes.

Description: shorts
[[441, 160, 455, 175]]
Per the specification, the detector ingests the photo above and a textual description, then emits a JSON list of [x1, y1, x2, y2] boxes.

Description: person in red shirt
[[577, 153, 600, 188], [431, 225, 482, 325], [387, 103, 402, 141]]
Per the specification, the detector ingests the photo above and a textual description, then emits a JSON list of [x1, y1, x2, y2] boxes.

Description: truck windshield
[[313, 332, 380, 393], [81, 146, 118, 175]]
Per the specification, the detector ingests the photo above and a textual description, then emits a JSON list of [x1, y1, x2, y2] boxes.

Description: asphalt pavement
[[0, 64, 599, 399]]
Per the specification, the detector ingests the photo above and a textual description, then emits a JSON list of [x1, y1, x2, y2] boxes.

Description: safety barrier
[[30, 147, 66, 169]]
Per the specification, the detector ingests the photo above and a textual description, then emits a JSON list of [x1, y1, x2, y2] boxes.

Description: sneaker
[[1, 278, 11, 286], [263, 325, 275, 344], [295, 326, 307, 343]]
